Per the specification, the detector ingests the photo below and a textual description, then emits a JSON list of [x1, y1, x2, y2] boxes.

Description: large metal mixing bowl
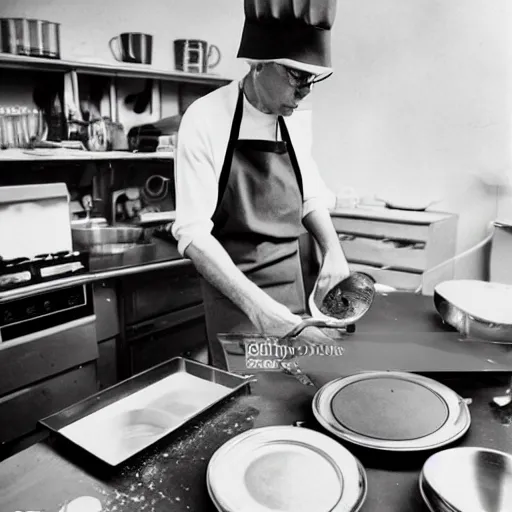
[[71, 225, 146, 254], [420, 447, 512, 512]]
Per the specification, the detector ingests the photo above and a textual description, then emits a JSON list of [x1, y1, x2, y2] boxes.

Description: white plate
[[207, 425, 367, 512], [313, 371, 471, 452]]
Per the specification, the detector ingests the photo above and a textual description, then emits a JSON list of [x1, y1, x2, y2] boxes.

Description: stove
[[0, 250, 89, 291]]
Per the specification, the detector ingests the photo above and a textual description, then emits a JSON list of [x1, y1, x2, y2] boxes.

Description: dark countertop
[[227, 293, 512, 374], [1, 293, 512, 511], [1, 372, 511, 512], [88, 237, 182, 273]]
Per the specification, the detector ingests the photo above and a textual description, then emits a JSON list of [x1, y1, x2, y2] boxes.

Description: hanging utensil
[[124, 79, 153, 114]]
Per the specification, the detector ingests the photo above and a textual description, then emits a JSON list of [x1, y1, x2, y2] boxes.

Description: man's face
[[254, 63, 317, 116]]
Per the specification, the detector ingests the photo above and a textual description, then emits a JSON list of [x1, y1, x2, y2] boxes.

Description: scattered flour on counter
[[89, 395, 259, 512]]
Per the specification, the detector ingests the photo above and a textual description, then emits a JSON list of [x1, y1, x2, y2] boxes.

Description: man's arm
[[184, 234, 304, 336], [288, 111, 350, 298], [303, 207, 351, 304]]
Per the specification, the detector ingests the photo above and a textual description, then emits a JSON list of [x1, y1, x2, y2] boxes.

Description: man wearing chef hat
[[172, 0, 350, 369]]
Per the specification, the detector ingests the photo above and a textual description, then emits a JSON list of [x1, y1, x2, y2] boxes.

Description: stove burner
[[0, 257, 30, 267], [0, 250, 89, 291]]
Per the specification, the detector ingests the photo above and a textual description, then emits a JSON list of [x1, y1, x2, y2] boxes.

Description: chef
[[172, 0, 350, 369]]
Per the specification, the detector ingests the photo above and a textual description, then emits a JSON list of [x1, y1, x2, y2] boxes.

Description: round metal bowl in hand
[[312, 371, 471, 452], [420, 447, 512, 512], [207, 425, 367, 512], [310, 272, 376, 324]]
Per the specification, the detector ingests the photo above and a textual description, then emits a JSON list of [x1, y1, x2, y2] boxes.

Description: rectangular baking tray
[[40, 357, 253, 466]]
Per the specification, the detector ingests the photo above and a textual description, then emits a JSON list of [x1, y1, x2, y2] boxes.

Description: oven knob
[[43, 300, 51, 312], [3, 309, 13, 323], [26, 305, 37, 317]]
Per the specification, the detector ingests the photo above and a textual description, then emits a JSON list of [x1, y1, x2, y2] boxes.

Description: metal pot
[[71, 225, 146, 255], [0, 18, 60, 58]]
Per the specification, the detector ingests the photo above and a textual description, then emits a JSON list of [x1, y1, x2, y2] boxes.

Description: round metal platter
[[207, 425, 367, 512], [420, 447, 512, 512], [312, 371, 471, 452]]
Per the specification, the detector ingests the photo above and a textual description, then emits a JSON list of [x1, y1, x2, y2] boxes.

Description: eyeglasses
[[283, 66, 325, 88]]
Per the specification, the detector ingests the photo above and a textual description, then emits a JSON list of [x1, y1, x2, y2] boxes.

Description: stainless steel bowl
[[309, 272, 376, 324], [434, 280, 512, 343], [420, 447, 512, 512], [71, 225, 146, 254]]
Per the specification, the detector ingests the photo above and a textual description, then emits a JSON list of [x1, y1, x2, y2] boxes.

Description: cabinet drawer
[[0, 363, 97, 445], [339, 234, 426, 271], [332, 216, 430, 242], [350, 263, 422, 291], [122, 263, 203, 325], [97, 337, 118, 390], [130, 316, 207, 375]]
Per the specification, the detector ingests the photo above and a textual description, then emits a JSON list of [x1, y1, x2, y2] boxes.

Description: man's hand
[[313, 249, 351, 309], [251, 297, 342, 347]]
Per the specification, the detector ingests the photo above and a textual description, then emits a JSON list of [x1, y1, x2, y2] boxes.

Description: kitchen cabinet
[[0, 363, 97, 446], [93, 280, 120, 389], [0, 53, 231, 164], [118, 261, 207, 377], [129, 308, 207, 374], [331, 208, 458, 295], [121, 263, 203, 325], [93, 280, 119, 342], [97, 337, 118, 390], [0, 284, 99, 452]]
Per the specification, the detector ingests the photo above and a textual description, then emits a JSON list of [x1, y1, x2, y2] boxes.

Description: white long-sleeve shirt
[[172, 79, 335, 256]]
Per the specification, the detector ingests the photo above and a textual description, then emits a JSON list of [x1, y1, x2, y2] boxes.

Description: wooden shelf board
[[0, 53, 233, 86], [0, 148, 174, 162]]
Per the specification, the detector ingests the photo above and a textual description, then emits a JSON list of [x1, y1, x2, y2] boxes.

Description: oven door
[[0, 284, 99, 446]]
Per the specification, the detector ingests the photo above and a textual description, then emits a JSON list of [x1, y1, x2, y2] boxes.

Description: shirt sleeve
[[171, 103, 219, 257], [288, 109, 336, 216]]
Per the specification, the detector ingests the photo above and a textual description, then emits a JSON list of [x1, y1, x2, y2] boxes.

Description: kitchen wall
[[312, 0, 511, 279], [1, 0, 510, 279]]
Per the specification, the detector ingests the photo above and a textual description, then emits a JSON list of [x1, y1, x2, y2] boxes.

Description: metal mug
[[109, 33, 153, 64], [174, 39, 221, 73]]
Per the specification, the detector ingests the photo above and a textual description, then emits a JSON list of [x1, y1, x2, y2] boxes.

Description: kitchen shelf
[[0, 148, 174, 162], [0, 53, 233, 86]]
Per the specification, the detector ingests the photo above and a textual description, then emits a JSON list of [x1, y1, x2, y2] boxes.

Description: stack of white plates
[[207, 425, 367, 512], [312, 371, 471, 451], [419, 447, 512, 511]]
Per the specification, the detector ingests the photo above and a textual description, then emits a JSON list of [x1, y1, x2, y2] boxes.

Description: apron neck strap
[[278, 116, 304, 198], [218, 85, 245, 187], [219, 84, 304, 200]]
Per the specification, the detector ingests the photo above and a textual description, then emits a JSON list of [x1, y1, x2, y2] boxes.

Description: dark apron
[[201, 85, 307, 369]]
